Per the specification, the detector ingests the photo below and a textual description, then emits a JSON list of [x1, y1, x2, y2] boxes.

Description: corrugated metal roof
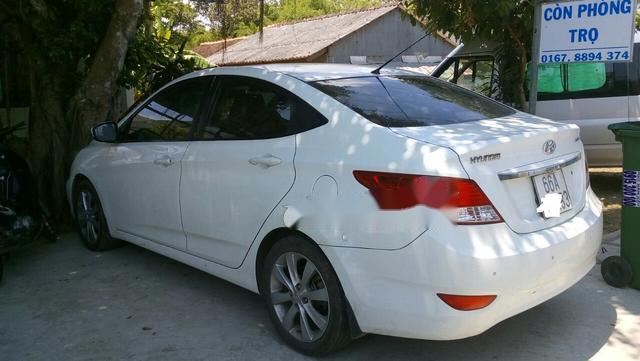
[[192, 37, 247, 58], [207, 6, 399, 66]]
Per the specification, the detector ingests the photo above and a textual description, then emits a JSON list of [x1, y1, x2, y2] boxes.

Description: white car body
[[67, 64, 603, 341]]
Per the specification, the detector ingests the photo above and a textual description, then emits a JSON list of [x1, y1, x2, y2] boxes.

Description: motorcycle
[[0, 123, 57, 281]]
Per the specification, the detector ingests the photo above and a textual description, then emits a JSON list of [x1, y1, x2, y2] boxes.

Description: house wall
[[327, 8, 455, 64]]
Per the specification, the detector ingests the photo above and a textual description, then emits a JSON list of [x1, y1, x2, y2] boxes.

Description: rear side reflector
[[353, 171, 503, 224], [437, 294, 497, 311]]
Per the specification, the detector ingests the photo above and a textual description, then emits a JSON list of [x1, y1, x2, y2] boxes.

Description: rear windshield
[[310, 76, 515, 127]]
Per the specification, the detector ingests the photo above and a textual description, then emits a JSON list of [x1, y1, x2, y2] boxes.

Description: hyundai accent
[[67, 64, 603, 355]]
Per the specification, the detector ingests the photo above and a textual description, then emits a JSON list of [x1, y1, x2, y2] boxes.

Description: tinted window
[[197, 77, 326, 140], [311, 76, 515, 127], [567, 63, 607, 91], [122, 77, 211, 142], [631, 43, 640, 95], [526, 61, 630, 101], [527, 64, 564, 94]]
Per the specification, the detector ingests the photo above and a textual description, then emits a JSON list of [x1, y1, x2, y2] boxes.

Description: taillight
[[353, 171, 503, 225]]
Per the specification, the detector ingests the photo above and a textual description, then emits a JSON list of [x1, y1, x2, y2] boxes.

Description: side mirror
[[92, 122, 118, 143]]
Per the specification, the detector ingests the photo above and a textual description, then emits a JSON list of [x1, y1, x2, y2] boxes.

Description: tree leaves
[[406, 0, 535, 109]]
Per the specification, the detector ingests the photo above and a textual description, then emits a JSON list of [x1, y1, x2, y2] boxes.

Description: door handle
[[154, 156, 175, 167], [248, 154, 282, 169]]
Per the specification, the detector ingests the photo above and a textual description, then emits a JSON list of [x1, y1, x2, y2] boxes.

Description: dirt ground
[[1, 233, 639, 361], [589, 168, 622, 234]]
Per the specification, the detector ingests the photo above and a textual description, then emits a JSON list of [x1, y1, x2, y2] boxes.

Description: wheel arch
[[254, 227, 364, 338], [70, 173, 91, 218], [255, 227, 312, 284]]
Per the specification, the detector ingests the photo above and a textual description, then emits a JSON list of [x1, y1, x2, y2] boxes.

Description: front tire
[[73, 180, 121, 251], [259, 236, 352, 355]]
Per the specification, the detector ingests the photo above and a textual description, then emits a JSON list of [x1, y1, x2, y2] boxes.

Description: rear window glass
[[310, 76, 515, 127]]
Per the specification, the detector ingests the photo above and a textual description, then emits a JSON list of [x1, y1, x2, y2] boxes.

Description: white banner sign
[[539, 0, 637, 63]]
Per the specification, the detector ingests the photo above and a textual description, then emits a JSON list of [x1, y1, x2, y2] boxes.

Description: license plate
[[532, 170, 572, 216]]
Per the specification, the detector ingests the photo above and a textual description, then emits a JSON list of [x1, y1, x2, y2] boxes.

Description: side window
[[456, 59, 495, 96], [527, 61, 629, 100], [567, 63, 607, 92], [438, 60, 457, 82], [527, 63, 564, 94], [567, 62, 628, 98], [438, 57, 497, 98], [197, 76, 326, 140], [631, 43, 640, 95], [122, 77, 211, 142]]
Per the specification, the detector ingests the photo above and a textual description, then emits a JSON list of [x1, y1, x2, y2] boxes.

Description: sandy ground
[[590, 168, 622, 234]]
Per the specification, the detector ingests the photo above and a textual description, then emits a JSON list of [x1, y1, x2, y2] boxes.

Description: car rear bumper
[[321, 188, 603, 340]]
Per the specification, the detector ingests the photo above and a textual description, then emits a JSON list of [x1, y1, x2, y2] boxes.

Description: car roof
[[196, 63, 421, 82]]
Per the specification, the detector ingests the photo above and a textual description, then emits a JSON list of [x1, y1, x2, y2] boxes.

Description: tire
[[601, 256, 633, 288], [0, 256, 4, 283], [259, 235, 352, 355], [73, 180, 121, 251]]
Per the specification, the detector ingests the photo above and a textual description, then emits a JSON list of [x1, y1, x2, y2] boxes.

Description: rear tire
[[0, 256, 4, 282], [73, 180, 121, 251], [259, 235, 352, 355]]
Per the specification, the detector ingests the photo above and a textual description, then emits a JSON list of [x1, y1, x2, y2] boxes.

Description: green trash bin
[[603, 122, 640, 289]]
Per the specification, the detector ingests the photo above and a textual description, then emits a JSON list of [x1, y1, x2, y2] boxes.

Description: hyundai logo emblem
[[543, 140, 556, 155]]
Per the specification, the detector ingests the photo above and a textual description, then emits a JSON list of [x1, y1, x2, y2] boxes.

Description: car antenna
[[371, 32, 431, 75]]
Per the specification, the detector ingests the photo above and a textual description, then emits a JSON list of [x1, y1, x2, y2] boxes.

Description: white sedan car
[[67, 64, 603, 355]]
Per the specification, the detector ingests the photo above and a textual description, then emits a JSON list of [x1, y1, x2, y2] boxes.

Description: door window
[[526, 61, 629, 100], [456, 59, 495, 96], [567, 63, 607, 92], [197, 76, 327, 140], [437, 58, 496, 97], [122, 77, 211, 142], [526, 64, 564, 94]]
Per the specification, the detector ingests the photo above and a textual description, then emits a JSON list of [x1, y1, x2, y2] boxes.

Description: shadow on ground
[[0, 233, 638, 361]]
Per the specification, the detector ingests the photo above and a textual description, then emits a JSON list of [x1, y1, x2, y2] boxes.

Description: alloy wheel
[[270, 252, 330, 342], [76, 190, 100, 243]]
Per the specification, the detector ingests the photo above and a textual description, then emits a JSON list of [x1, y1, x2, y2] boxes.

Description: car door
[[180, 75, 326, 268], [96, 76, 212, 249]]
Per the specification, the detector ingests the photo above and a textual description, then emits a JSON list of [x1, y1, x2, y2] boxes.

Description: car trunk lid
[[391, 112, 587, 234]]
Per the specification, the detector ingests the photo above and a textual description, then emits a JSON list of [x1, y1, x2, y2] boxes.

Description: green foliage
[[121, 31, 209, 99], [269, 0, 383, 21], [121, 0, 212, 98], [195, 0, 384, 42], [406, 0, 534, 109], [21, 0, 116, 90], [152, 0, 204, 49]]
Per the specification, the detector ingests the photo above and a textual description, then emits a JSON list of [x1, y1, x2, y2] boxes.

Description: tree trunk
[[68, 0, 143, 154], [19, 0, 143, 223], [513, 41, 528, 111], [25, 32, 70, 220]]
